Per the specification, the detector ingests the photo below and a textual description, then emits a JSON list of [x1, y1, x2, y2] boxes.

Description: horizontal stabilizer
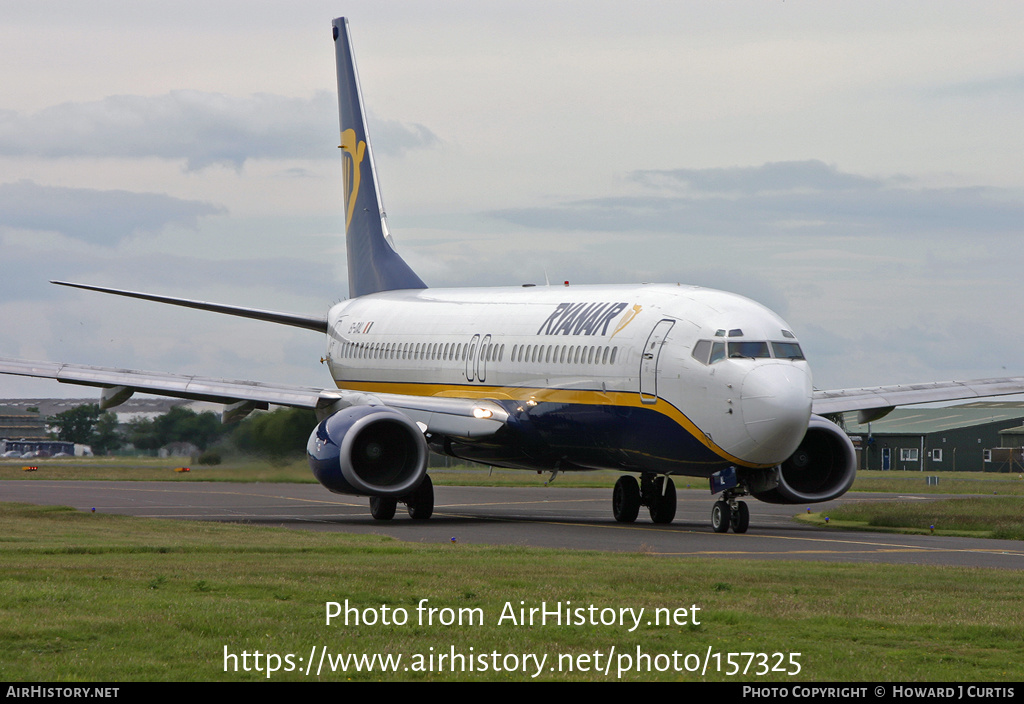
[[52, 281, 328, 333]]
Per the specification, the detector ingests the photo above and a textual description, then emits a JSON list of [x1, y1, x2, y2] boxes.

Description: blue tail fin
[[333, 17, 427, 298]]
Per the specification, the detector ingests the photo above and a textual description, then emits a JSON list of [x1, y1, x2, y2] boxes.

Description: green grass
[[7, 459, 1024, 493], [804, 496, 1024, 540], [0, 457, 669, 489], [1, 503, 1023, 681], [849, 470, 1024, 495], [0, 456, 318, 483]]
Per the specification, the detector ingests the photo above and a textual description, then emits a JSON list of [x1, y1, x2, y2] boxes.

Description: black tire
[[731, 501, 750, 534], [648, 476, 676, 524], [369, 496, 397, 521], [406, 474, 434, 520], [612, 475, 641, 523], [711, 500, 731, 533]]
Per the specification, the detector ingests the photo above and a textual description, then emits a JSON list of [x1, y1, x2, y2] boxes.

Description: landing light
[[472, 407, 493, 419]]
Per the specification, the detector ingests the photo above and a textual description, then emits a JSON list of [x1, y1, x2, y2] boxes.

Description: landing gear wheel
[[369, 496, 397, 521], [612, 476, 641, 523], [711, 500, 731, 533], [648, 476, 677, 524], [406, 474, 434, 520], [731, 500, 750, 534]]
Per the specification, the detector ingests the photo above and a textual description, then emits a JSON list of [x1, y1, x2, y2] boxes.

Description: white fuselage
[[323, 283, 812, 476]]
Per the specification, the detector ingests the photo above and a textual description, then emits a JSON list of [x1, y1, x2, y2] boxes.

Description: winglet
[[333, 17, 427, 299]]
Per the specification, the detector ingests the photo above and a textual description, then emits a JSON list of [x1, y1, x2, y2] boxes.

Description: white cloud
[[0, 180, 224, 245], [0, 92, 438, 170], [629, 161, 886, 194], [488, 161, 1024, 238]]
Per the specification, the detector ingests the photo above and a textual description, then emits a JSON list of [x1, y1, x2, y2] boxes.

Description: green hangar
[[842, 402, 1024, 473]]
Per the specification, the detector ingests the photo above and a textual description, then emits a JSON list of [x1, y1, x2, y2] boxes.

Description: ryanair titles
[[537, 302, 629, 337]]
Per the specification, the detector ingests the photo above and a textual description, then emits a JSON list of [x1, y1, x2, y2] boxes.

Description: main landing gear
[[612, 474, 752, 533], [369, 474, 434, 521], [612, 473, 677, 524], [711, 490, 749, 534]]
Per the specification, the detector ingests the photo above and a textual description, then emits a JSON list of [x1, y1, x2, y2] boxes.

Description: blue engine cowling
[[750, 414, 857, 504], [307, 406, 429, 497]]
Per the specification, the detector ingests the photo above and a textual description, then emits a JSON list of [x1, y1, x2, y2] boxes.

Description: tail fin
[[333, 17, 427, 298]]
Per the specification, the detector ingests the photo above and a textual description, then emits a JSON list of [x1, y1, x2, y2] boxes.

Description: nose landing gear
[[711, 490, 749, 533]]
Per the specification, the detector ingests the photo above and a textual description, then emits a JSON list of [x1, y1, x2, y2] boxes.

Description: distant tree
[[49, 404, 122, 454], [154, 406, 225, 450], [128, 406, 227, 451], [232, 408, 317, 458], [92, 412, 123, 455], [127, 417, 161, 451], [51, 404, 102, 444]]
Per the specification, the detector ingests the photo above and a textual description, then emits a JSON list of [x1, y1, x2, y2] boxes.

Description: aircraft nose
[[739, 363, 813, 464]]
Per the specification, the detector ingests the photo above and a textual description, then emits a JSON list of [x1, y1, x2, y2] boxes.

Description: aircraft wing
[[0, 357, 507, 438], [813, 377, 1024, 422]]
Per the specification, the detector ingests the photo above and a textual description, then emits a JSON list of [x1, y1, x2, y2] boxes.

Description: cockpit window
[[728, 341, 770, 359], [691, 338, 804, 364], [691, 340, 711, 364], [770, 341, 805, 360]]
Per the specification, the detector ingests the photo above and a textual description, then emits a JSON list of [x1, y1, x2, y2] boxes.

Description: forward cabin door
[[639, 319, 675, 404]]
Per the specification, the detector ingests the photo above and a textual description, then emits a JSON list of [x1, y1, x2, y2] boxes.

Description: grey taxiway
[[3, 479, 1023, 569]]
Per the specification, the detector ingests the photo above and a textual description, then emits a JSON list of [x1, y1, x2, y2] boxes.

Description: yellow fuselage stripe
[[334, 379, 771, 469]]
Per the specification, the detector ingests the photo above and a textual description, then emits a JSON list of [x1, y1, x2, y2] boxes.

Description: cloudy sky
[[2, 1, 1024, 400]]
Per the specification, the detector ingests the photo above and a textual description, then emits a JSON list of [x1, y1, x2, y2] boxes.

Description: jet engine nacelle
[[307, 405, 429, 497], [751, 414, 856, 504]]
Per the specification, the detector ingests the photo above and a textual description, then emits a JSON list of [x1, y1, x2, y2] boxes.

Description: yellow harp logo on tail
[[339, 128, 366, 230]]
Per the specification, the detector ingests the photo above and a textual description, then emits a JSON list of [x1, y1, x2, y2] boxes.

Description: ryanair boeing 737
[[4, 18, 1024, 532]]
